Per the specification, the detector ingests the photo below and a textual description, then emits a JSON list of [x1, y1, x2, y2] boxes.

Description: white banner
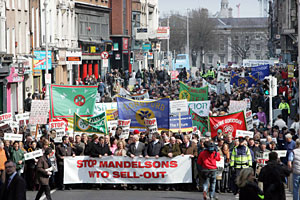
[[188, 101, 210, 117], [4, 133, 23, 141], [145, 118, 158, 134], [245, 110, 253, 130], [94, 103, 118, 115], [64, 156, 192, 184], [229, 100, 247, 114], [170, 100, 188, 114], [119, 88, 150, 100], [203, 79, 217, 93], [24, 149, 43, 160], [273, 150, 287, 158], [0, 113, 13, 122], [118, 119, 131, 139], [217, 71, 231, 82], [236, 130, 254, 138], [15, 113, 30, 126], [107, 120, 118, 136], [29, 100, 49, 125]]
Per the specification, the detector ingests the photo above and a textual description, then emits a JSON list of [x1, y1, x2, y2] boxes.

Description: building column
[[88, 63, 93, 76], [82, 63, 87, 80], [94, 63, 99, 79]]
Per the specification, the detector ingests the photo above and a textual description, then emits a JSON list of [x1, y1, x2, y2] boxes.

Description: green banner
[[179, 82, 208, 101], [50, 85, 97, 118], [189, 109, 208, 135], [74, 113, 107, 134]]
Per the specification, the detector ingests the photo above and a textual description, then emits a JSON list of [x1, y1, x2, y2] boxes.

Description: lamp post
[[44, 0, 49, 99]]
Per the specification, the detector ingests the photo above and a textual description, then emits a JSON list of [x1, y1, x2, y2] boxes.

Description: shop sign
[[66, 51, 82, 65], [115, 54, 121, 60], [33, 51, 52, 70], [6, 67, 24, 83]]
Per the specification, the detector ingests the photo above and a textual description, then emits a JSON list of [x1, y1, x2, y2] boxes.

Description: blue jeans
[[202, 170, 217, 198], [293, 173, 300, 200]]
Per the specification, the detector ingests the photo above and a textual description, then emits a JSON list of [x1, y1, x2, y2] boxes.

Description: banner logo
[[224, 125, 234, 134], [74, 95, 86, 106], [238, 78, 248, 87], [77, 119, 90, 131], [179, 90, 190, 100], [136, 108, 155, 126]]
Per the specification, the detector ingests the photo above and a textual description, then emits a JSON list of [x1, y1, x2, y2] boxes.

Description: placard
[[216, 156, 224, 168], [15, 113, 30, 126], [0, 113, 13, 122], [4, 133, 23, 141], [144, 118, 158, 134], [235, 130, 254, 138], [29, 100, 49, 125], [273, 150, 287, 158], [24, 149, 43, 160], [118, 119, 131, 139], [170, 100, 188, 114], [107, 120, 118, 136], [245, 110, 253, 130]]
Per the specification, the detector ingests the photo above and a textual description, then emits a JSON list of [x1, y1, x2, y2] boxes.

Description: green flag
[[50, 85, 97, 118], [179, 82, 208, 101], [74, 113, 107, 134], [189, 109, 208, 135]]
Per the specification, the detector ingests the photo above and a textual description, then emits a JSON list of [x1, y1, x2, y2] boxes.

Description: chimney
[[228, 8, 233, 18]]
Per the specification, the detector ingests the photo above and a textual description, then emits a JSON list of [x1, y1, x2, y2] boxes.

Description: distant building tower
[[258, 0, 268, 17], [219, 0, 229, 18]]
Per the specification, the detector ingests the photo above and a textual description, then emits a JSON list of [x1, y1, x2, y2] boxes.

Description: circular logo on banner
[[179, 90, 190, 100], [77, 119, 90, 131], [223, 125, 234, 135], [238, 78, 248, 87], [136, 108, 155, 126], [74, 95, 86, 106]]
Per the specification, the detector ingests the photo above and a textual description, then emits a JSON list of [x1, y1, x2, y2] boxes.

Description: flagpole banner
[[251, 64, 270, 80], [64, 156, 192, 184], [230, 71, 259, 87], [117, 97, 170, 130], [74, 113, 106, 134], [169, 115, 193, 132], [179, 82, 208, 101], [188, 101, 210, 117], [50, 85, 97, 118], [119, 88, 150, 100], [189, 110, 208, 135], [209, 111, 247, 138]]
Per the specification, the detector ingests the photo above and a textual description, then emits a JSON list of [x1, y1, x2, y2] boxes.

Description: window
[[219, 43, 225, 51], [208, 55, 213, 64], [234, 56, 238, 63], [256, 55, 261, 60], [255, 35, 260, 40], [219, 55, 225, 63], [256, 44, 261, 51]]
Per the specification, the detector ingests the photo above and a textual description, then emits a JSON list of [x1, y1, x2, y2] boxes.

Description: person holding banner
[[145, 133, 164, 158], [35, 148, 53, 200]]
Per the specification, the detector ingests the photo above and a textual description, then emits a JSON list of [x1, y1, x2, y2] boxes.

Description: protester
[[10, 141, 25, 175], [288, 139, 300, 200]]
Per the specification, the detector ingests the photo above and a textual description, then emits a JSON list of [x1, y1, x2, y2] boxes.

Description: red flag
[[209, 111, 246, 138]]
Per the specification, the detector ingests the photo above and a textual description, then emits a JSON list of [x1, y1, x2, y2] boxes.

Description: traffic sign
[[101, 51, 109, 59]]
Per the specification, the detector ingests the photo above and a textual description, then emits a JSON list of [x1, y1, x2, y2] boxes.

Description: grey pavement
[[26, 189, 293, 200]]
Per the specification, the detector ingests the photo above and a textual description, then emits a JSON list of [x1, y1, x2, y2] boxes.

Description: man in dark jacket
[[24, 93, 32, 112], [0, 160, 26, 200], [90, 136, 112, 158], [145, 133, 164, 158], [258, 152, 291, 200], [55, 136, 75, 190], [35, 148, 53, 200]]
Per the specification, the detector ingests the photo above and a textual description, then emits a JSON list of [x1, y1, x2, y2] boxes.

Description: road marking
[[40, 189, 56, 200]]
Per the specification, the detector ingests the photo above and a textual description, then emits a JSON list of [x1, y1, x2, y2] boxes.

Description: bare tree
[[189, 8, 217, 69]]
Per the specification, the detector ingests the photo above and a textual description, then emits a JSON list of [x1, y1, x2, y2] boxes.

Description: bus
[[174, 54, 190, 71]]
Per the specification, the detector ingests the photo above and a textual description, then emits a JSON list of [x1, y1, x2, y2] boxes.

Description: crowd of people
[[0, 64, 299, 200]]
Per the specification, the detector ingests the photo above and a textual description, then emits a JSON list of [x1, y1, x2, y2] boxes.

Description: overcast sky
[[159, 0, 261, 18]]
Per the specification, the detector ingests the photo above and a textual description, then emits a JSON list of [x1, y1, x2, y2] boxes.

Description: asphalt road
[[26, 189, 243, 200]]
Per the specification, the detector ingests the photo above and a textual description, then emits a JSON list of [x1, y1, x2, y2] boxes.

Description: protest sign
[[216, 156, 225, 168], [228, 100, 247, 114], [29, 100, 49, 125], [170, 100, 188, 114], [50, 122, 66, 143], [4, 133, 23, 141], [6, 120, 19, 132], [0, 123, 12, 135], [245, 110, 253, 130], [188, 101, 210, 117], [24, 149, 43, 160], [179, 82, 208, 101], [273, 150, 287, 158], [94, 103, 118, 115], [288, 65, 294, 78], [189, 110, 208, 135], [107, 120, 118, 136], [15, 113, 30, 126], [169, 115, 193, 132], [49, 150, 58, 172], [106, 109, 118, 121], [203, 79, 217, 94], [118, 119, 131, 139], [144, 118, 158, 134], [209, 111, 247, 138], [0, 113, 13, 122], [256, 152, 269, 166], [120, 88, 150, 100], [235, 130, 254, 138], [64, 156, 192, 184], [217, 71, 231, 82]]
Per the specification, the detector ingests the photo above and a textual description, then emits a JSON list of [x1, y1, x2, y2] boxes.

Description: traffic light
[[130, 51, 134, 64], [263, 79, 269, 95]]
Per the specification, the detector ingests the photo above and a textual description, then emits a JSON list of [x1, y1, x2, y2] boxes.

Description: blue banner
[[230, 71, 259, 87], [117, 97, 170, 130], [251, 64, 270, 80], [169, 115, 193, 132]]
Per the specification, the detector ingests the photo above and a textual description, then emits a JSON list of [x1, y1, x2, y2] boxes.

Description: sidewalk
[[286, 189, 292, 200]]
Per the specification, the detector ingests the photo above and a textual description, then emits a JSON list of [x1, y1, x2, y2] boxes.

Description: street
[[25, 189, 294, 200]]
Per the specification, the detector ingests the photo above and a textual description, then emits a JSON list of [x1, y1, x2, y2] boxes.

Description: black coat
[[145, 141, 164, 156], [258, 161, 291, 200], [0, 173, 26, 200], [90, 143, 112, 157], [127, 142, 146, 157], [239, 181, 263, 200]]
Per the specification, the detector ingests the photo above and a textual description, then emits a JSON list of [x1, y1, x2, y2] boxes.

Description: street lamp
[[44, 0, 49, 99]]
